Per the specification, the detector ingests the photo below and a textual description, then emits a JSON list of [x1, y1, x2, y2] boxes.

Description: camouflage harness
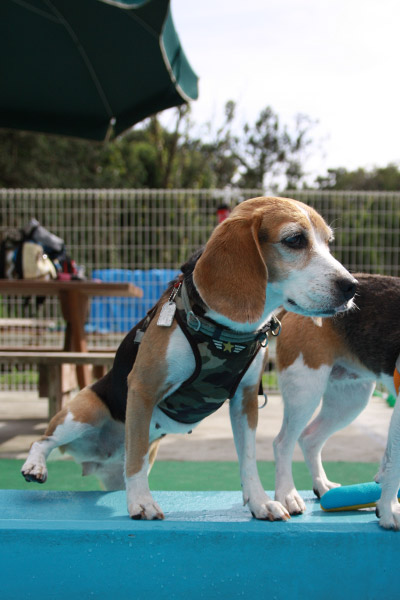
[[150, 281, 281, 425]]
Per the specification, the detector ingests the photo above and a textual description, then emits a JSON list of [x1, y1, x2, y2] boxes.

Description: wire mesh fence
[[0, 188, 399, 391], [292, 190, 400, 276]]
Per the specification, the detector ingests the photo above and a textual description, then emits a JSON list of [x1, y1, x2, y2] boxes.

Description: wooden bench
[[0, 351, 114, 419], [0, 317, 57, 348], [0, 318, 56, 329]]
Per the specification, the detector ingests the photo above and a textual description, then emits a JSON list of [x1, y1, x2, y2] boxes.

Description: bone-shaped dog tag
[[157, 301, 177, 327]]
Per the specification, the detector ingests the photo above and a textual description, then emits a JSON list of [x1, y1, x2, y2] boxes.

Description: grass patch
[[0, 368, 38, 386], [262, 371, 278, 390]]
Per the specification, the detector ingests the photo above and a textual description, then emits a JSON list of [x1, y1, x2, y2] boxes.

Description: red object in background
[[217, 205, 230, 223], [63, 258, 78, 274], [58, 272, 72, 281]]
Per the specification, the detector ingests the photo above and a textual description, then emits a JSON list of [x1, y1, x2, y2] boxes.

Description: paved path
[[0, 391, 393, 462]]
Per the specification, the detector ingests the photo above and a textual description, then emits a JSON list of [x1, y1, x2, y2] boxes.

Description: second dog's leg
[[299, 377, 374, 497], [274, 356, 331, 514], [376, 389, 400, 530]]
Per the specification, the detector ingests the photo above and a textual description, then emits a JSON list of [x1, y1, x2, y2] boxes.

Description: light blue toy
[[321, 482, 400, 511]]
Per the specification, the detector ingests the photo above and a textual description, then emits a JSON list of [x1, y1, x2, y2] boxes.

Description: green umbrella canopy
[[0, 0, 199, 140]]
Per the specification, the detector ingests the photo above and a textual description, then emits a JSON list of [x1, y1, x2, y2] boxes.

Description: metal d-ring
[[270, 316, 282, 337], [257, 331, 269, 347], [258, 394, 268, 409], [187, 310, 201, 332]]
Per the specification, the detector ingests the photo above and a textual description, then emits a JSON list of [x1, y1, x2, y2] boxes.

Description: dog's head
[[193, 196, 357, 326]]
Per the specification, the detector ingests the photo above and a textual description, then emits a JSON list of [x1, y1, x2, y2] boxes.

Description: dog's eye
[[282, 233, 307, 249]]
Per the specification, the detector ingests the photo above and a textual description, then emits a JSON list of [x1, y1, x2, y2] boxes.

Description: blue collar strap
[[179, 281, 281, 345]]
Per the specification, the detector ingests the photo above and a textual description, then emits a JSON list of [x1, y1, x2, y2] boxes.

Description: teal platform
[[1, 490, 399, 599]]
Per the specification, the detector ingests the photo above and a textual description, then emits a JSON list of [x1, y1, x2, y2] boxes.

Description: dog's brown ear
[[193, 214, 267, 323]]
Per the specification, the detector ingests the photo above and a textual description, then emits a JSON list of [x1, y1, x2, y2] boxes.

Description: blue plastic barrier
[[1, 490, 398, 599], [88, 268, 180, 333]]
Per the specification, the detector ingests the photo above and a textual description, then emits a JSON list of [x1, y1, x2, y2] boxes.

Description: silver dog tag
[[157, 301, 177, 327]]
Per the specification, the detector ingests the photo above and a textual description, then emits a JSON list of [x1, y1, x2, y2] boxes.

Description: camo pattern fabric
[[157, 288, 262, 424]]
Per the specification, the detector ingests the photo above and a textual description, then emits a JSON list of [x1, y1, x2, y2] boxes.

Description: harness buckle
[[187, 310, 201, 332]]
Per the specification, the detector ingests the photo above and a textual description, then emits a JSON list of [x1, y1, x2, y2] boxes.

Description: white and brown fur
[[21, 196, 356, 521], [274, 273, 400, 529]]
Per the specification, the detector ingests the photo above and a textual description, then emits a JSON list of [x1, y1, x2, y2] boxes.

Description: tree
[[316, 164, 400, 191], [0, 108, 217, 189], [234, 108, 315, 190], [0, 102, 315, 190]]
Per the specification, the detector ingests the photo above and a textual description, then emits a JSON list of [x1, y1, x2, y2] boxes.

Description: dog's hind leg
[[299, 375, 375, 498], [21, 387, 109, 484], [21, 408, 85, 483], [148, 438, 161, 473], [81, 440, 161, 492], [92, 463, 125, 491], [274, 355, 331, 514]]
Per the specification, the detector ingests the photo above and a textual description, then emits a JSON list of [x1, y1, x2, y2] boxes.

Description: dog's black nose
[[336, 277, 357, 301]]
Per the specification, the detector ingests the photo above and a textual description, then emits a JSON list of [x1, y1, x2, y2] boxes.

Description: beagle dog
[[21, 196, 356, 521], [274, 273, 400, 529]]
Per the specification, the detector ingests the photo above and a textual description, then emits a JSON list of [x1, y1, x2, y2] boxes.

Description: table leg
[[59, 290, 91, 389], [46, 364, 63, 419]]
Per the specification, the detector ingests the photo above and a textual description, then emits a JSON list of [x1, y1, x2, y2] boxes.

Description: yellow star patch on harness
[[212, 340, 247, 354], [223, 341, 233, 352]]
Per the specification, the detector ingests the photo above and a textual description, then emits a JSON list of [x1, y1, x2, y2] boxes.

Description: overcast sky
[[169, 0, 400, 184]]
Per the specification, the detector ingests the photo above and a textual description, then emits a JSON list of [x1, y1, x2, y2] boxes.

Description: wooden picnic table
[[0, 279, 143, 388]]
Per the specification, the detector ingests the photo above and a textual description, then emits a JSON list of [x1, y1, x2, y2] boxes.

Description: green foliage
[[0, 368, 38, 386], [296, 163, 400, 278], [290, 191, 400, 276], [236, 109, 315, 189], [0, 131, 103, 188], [0, 103, 314, 190], [316, 164, 400, 191]]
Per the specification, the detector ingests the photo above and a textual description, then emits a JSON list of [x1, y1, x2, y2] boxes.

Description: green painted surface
[[0, 459, 379, 492]]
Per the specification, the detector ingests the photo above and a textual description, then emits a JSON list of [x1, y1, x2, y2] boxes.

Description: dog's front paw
[[376, 499, 400, 530], [21, 459, 48, 484], [275, 487, 306, 515], [248, 497, 290, 522], [128, 496, 164, 520]]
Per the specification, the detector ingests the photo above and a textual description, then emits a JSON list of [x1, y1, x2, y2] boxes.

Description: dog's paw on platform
[[128, 497, 165, 520]]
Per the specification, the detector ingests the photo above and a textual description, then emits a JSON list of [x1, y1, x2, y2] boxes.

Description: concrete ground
[[0, 390, 393, 462]]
